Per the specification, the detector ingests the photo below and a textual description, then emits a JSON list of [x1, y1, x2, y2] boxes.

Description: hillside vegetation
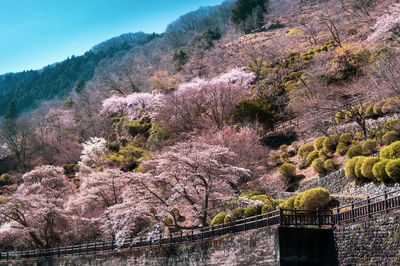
[[1, 0, 400, 251]]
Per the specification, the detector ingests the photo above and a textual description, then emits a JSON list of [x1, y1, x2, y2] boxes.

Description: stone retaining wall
[[334, 213, 400, 265]]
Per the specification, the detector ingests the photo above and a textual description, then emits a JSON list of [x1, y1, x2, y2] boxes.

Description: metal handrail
[[1, 189, 400, 261]]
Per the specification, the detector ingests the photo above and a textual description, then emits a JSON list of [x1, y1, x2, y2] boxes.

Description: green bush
[[324, 159, 336, 172], [323, 135, 339, 153], [380, 141, 400, 159], [306, 150, 319, 165], [354, 132, 364, 141], [385, 159, 400, 182], [347, 143, 363, 158], [360, 157, 380, 180], [261, 202, 276, 214], [284, 196, 296, 210], [362, 139, 378, 155], [339, 133, 353, 145], [373, 159, 391, 182], [279, 144, 288, 152], [355, 156, 367, 180], [345, 156, 363, 179], [126, 121, 152, 137], [311, 158, 326, 175], [382, 131, 399, 145], [0, 174, 12, 186], [224, 208, 244, 223], [336, 142, 348, 156], [211, 212, 227, 225], [244, 205, 262, 217], [280, 152, 290, 162], [291, 141, 300, 153], [295, 187, 330, 210], [383, 119, 400, 133], [240, 190, 263, 198], [318, 150, 329, 160], [279, 163, 296, 181], [298, 144, 314, 159], [314, 137, 327, 150], [63, 164, 77, 176], [232, 98, 276, 130]]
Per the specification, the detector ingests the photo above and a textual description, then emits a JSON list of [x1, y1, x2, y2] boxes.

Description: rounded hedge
[[362, 139, 378, 155], [382, 131, 398, 145], [318, 150, 329, 160], [323, 135, 339, 153], [211, 212, 227, 225], [355, 156, 367, 180], [244, 205, 262, 217], [373, 159, 390, 182], [339, 133, 353, 145], [311, 158, 326, 176], [279, 144, 289, 152], [347, 143, 363, 158], [306, 150, 319, 165], [224, 208, 244, 223], [354, 132, 364, 141], [279, 163, 296, 181], [314, 137, 327, 150], [385, 159, 400, 182], [345, 156, 363, 180], [296, 187, 330, 210], [336, 142, 348, 156], [280, 152, 290, 162], [324, 159, 336, 172], [298, 144, 314, 159], [360, 157, 380, 180], [380, 141, 400, 159], [284, 196, 296, 210]]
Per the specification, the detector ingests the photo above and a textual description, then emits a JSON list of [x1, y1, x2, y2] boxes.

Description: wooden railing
[[1, 189, 400, 261]]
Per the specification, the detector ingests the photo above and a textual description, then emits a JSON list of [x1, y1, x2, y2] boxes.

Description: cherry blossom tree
[[156, 67, 255, 132], [78, 137, 108, 174], [102, 92, 162, 121], [0, 166, 72, 248], [197, 126, 268, 171], [141, 140, 251, 228]]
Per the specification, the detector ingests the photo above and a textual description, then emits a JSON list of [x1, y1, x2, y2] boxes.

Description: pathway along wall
[[2, 226, 337, 266]]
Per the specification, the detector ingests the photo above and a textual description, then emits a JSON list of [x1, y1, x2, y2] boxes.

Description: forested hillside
[[1, 0, 400, 253]]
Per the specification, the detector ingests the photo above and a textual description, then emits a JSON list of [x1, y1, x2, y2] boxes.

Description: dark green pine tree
[[231, 0, 269, 33], [75, 78, 86, 94], [4, 101, 17, 120]]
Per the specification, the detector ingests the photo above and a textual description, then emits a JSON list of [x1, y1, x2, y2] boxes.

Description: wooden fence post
[[159, 234, 162, 247], [317, 208, 321, 227], [352, 202, 355, 223], [294, 208, 297, 226], [279, 208, 283, 226]]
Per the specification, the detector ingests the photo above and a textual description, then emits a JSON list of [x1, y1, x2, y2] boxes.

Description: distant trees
[[0, 102, 34, 172], [231, 0, 269, 34]]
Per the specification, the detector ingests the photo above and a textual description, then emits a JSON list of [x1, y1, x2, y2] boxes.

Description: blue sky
[[0, 0, 224, 74]]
